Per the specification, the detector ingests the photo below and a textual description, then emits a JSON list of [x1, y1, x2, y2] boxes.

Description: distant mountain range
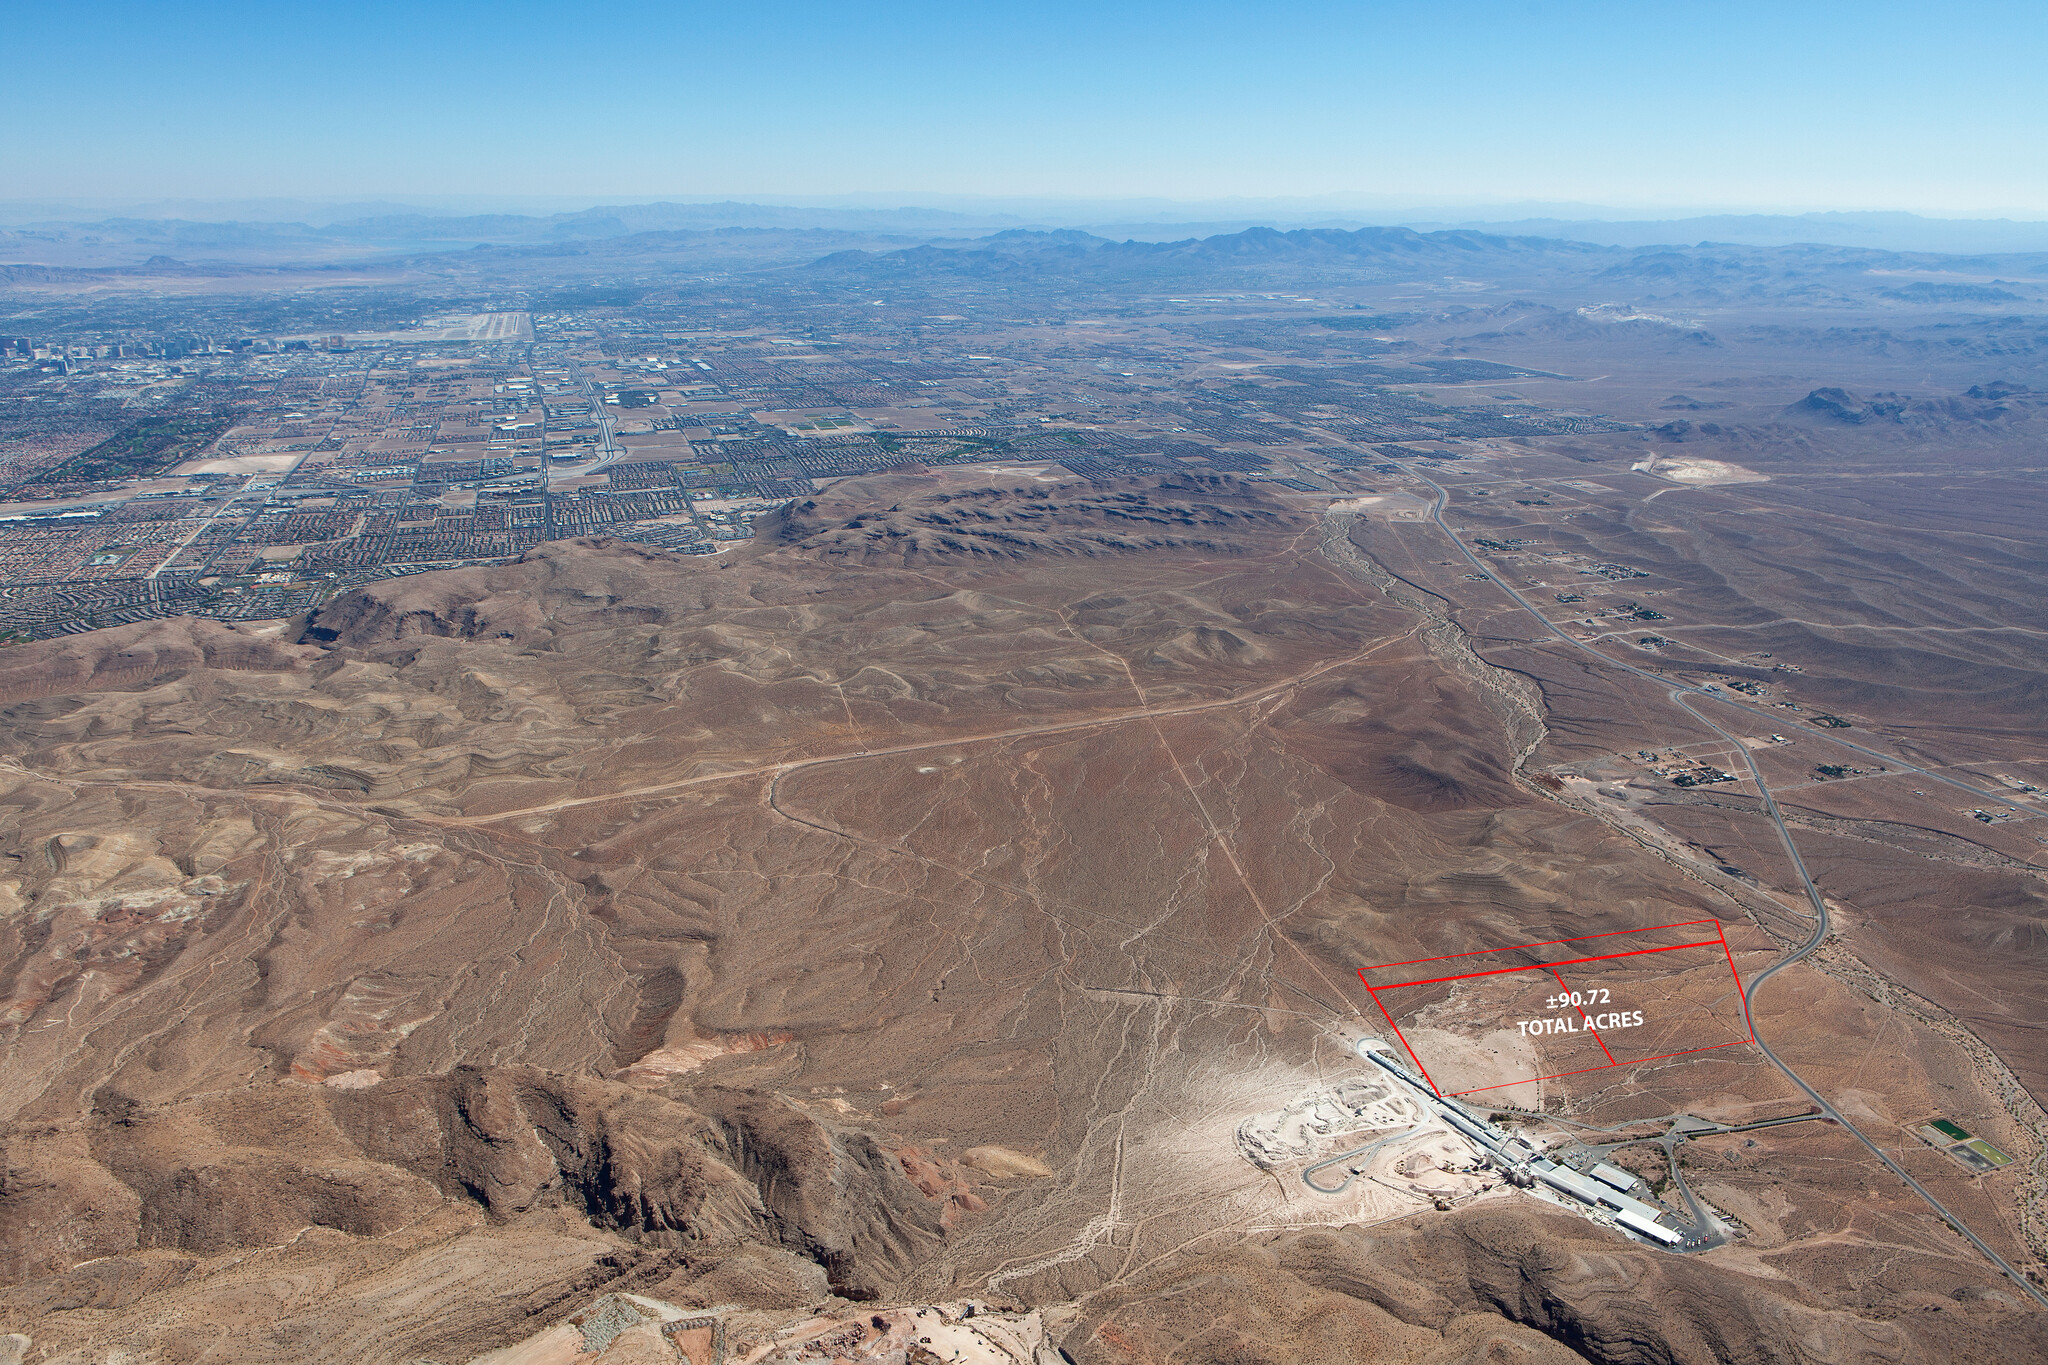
[[3, 212, 2047, 308], [1406, 211, 2048, 255], [806, 225, 1611, 281], [5, 199, 2048, 259], [803, 225, 2048, 291]]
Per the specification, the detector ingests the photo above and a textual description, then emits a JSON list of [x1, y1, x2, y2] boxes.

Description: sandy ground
[[172, 453, 301, 475], [1632, 455, 1766, 484], [279, 312, 533, 346]]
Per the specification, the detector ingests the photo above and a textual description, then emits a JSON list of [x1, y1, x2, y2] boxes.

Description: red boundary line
[[1550, 967, 1617, 1066], [1716, 922, 1757, 1044], [1356, 921, 1754, 1098], [1363, 982, 1441, 1094], [1366, 938, 1722, 991], [1447, 1040, 1748, 1096], [1359, 919, 1720, 973]]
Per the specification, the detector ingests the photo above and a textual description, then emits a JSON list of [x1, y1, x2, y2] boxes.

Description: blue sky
[[6, 0, 2044, 214]]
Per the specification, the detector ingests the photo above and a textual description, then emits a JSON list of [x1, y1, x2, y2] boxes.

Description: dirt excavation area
[[0, 473, 2039, 1363]]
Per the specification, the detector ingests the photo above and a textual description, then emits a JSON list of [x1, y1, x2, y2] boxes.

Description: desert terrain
[[1, 219, 2045, 1362]]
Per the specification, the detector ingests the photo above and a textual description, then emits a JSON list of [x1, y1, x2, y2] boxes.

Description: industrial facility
[[1359, 1038, 1691, 1248]]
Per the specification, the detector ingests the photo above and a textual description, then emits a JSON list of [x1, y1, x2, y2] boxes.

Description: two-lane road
[[1392, 464, 2048, 1306]]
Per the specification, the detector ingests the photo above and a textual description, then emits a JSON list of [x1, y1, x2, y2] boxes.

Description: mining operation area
[[0, 211, 2045, 1365]]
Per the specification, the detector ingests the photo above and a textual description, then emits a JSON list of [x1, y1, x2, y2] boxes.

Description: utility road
[[1396, 463, 2048, 1306], [455, 633, 1407, 826]]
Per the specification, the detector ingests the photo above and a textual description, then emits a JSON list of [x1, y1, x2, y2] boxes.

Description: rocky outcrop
[[1066, 1210, 2048, 1365], [695, 1087, 949, 1300], [328, 1067, 768, 1249], [1787, 386, 1910, 424], [1784, 385, 2027, 427], [0, 1070, 964, 1308], [761, 473, 1295, 565], [298, 538, 682, 649], [0, 617, 311, 705]]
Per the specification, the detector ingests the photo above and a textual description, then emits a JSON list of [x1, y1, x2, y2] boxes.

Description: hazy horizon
[[8, 4, 2048, 1352], [8, 0, 2045, 214], [6, 194, 2048, 227]]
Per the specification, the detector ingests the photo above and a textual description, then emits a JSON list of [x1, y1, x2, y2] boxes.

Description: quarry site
[[0, 211, 2046, 1365]]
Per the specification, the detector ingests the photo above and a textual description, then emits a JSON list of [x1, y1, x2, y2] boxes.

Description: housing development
[[2, 216, 2046, 1363], [0, 291, 1622, 640]]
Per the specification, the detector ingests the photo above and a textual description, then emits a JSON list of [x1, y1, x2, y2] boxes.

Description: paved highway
[[547, 364, 622, 484], [1394, 463, 2048, 1307]]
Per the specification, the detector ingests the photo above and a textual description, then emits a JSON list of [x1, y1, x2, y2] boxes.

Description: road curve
[[1394, 465, 2048, 1307]]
